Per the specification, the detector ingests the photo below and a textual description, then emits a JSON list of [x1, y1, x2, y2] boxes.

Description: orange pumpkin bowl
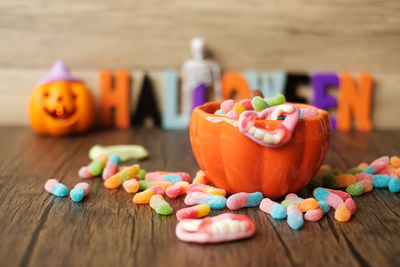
[[189, 101, 331, 198]]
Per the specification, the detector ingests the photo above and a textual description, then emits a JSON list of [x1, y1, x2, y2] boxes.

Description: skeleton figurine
[[181, 37, 221, 117]]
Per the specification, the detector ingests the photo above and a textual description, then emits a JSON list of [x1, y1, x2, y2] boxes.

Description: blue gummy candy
[[205, 195, 227, 209], [295, 197, 304, 202], [109, 154, 121, 165], [70, 187, 86, 202], [314, 187, 330, 201], [388, 178, 400, 193], [372, 174, 391, 188], [287, 212, 304, 230], [317, 200, 330, 213], [363, 166, 375, 174], [164, 174, 182, 183], [270, 204, 287, 219], [247, 192, 263, 207], [51, 183, 68, 197]]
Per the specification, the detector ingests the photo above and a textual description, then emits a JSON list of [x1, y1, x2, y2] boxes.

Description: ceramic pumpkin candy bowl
[[28, 61, 95, 136], [189, 101, 331, 198]]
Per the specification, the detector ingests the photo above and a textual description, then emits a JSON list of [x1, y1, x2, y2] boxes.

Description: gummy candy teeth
[[238, 104, 300, 147], [176, 213, 255, 244]]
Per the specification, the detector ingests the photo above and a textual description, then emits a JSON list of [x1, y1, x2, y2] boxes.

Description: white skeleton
[[181, 37, 221, 117]]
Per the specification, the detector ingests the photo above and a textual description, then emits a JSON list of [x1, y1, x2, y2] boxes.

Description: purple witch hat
[[38, 60, 81, 85]]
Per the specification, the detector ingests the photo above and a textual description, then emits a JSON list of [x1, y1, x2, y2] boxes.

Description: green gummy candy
[[89, 145, 149, 162], [137, 169, 146, 180], [346, 183, 364, 196], [322, 174, 336, 188], [308, 177, 323, 189], [139, 180, 154, 191], [281, 199, 295, 209], [265, 93, 285, 107], [155, 203, 173, 215], [252, 96, 268, 112], [347, 167, 363, 175], [88, 160, 105, 176]]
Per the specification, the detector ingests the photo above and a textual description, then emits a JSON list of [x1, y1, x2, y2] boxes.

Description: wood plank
[[0, 127, 400, 266]]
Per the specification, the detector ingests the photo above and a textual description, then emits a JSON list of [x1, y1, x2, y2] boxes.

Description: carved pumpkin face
[[29, 81, 95, 136], [189, 101, 331, 198]]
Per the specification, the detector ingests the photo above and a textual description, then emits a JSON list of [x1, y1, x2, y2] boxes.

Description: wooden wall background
[[0, 0, 399, 129]]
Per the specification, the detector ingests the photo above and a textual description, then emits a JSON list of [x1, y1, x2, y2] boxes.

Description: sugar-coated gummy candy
[[357, 162, 369, 170], [226, 192, 263, 210], [133, 186, 164, 204], [192, 170, 209, 185], [372, 174, 391, 188], [102, 154, 121, 180], [347, 167, 363, 175], [390, 156, 400, 168], [345, 198, 357, 215], [226, 110, 239, 119], [355, 172, 373, 182], [221, 99, 234, 113], [308, 177, 323, 189], [294, 198, 319, 212], [359, 180, 373, 192], [281, 199, 295, 209], [176, 204, 211, 220], [252, 96, 268, 112], [70, 182, 89, 202], [313, 187, 343, 209], [317, 200, 330, 213], [104, 164, 140, 189], [334, 203, 351, 222], [78, 166, 94, 179], [304, 208, 324, 222], [137, 169, 146, 180], [327, 189, 352, 201], [346, 183, 364, 196], [388, 177, 400, 193], [175, 213, 255, 244], [233, 103, 246, 115], [149, 195, 173, 215], [286, 204, 303, 230], [259, 198, 287, 220], [285, 193, 303, 201], [89, 144, 149, 161], [138, 180, 173, 191], [88, 154, 108, 176], [165, 181, 189, 198], [45, 179, 68, 197], [335, 174, 357, 188], [185, 192, 226, 210], [186, 184, 226, 196], [239, 98, 253, 110], [265, 93, 285, 107], [123, 179, 139, 193], [145, 171, 191, 183], [369, 156, 390, 173]]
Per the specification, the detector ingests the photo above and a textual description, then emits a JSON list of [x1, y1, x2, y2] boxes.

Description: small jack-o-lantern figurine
[[28, 61, 95, 136]]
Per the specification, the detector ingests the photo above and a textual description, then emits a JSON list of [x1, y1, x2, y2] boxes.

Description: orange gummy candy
[[334, 203, 351, 222], [294, 198, 319, 212], [335, 174, 357, 188]]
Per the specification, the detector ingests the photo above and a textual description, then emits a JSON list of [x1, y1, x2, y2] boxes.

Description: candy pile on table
[[44, 147, 400, 244]]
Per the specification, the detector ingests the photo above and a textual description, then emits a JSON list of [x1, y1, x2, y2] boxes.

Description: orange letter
[[99, 70, 131, 129], [221, 72, 250, 100], [337, 73, 373, 131]]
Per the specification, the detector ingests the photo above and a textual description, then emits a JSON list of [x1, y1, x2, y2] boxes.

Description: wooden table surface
[[1, 126, 399, 267]]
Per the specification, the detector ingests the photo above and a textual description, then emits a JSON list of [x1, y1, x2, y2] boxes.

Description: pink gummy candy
[[304, 208, 324, 222], [239, 99, 253, 110], [226, 193, 248, 210], [287, 204, 302, 215], [326, 192, 344, 210], [328, 189, 351, 201], [225, 110, 238, 119], [221, 100, 235, 113], [370, 156, 390, 172], [78, 166, 94, 179], [74, 182, 90, 196], [285, 193, 299, 201], [175, 213, 255, 244], [355, 172, 373, 182], [344, 198, 357, 215], [44, 179, 59, 192]]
